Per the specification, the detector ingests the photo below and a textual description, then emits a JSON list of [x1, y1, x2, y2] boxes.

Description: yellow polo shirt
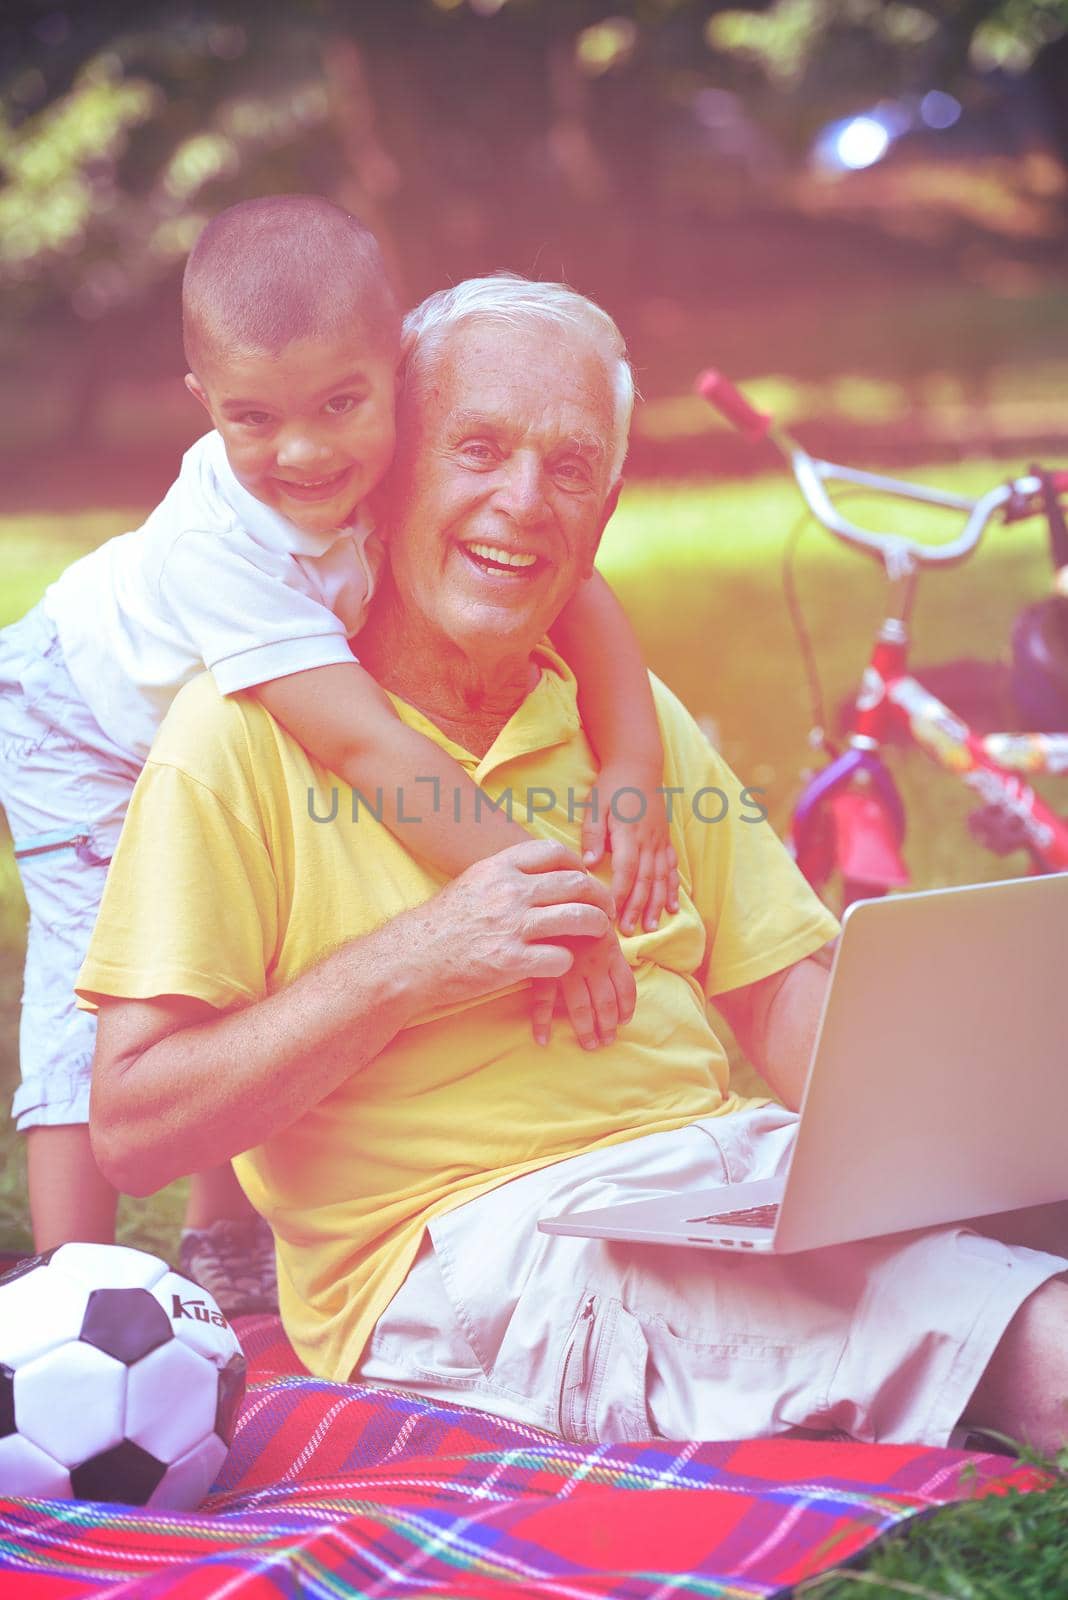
[[78, 646, 838, 1379]]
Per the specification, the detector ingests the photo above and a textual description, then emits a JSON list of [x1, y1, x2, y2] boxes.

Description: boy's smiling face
[[186, 335, 397, 536]]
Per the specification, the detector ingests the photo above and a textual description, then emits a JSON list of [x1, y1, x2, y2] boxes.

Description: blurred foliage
[[0, 10, 334, 326], [0, 0, 1066, 441], [706, 0, 1068, 94], [2, 0, 1066, 301]]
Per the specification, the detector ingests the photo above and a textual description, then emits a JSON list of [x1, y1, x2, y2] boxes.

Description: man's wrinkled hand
[[407, 839, 614, 1012]]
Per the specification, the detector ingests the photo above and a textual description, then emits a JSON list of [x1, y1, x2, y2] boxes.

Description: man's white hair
[[400, 274, 634, 480]]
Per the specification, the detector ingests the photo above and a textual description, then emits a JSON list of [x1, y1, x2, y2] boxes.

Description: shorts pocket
[[556, 1293, 653, 1444], [643, 1313, 817, 1440]]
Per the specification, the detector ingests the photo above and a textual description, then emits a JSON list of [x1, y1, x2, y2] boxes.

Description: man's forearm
[[750, 957, 830, 1111], [717, 949, 833, 1113], [92, 916, 424, 1194]]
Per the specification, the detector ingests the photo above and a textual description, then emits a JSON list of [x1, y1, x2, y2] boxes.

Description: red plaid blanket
[[0, 1309, 1045, 1599]]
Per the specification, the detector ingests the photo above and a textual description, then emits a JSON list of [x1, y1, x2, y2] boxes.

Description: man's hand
[[90, 839, 615, 1193], [405, 838, 616, 1014], [580, 764, 680, 935], [528, 928, 637, 1050]]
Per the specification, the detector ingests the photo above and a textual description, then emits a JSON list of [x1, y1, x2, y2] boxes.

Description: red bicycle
[[697, 370, 1068, 909]]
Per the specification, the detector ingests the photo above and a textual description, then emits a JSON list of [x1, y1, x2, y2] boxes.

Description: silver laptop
[[539, 874, 1068, 1254]]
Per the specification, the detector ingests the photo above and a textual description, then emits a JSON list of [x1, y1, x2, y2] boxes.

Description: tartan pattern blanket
[[0, 1306, 1045, 1600]]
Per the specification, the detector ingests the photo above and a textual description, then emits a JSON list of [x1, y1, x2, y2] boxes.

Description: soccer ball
[[0, 1243, 247, 1509]]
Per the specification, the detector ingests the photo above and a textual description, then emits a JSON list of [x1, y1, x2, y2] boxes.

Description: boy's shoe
[[178, 1215, 278, 1319]]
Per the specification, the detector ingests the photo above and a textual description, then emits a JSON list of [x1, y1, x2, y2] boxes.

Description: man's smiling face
[[386, 318, 621, 653]]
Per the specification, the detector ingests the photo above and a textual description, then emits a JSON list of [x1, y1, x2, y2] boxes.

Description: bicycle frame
[[695, 369, 1068, 898], [792, 619, 1068, 892]]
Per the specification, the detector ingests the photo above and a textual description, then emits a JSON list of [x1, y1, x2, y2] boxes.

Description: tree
[[0, 0, 1064, 437]]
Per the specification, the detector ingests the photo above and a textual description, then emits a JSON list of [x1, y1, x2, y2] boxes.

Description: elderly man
[[83, 277, 1068, 1452]]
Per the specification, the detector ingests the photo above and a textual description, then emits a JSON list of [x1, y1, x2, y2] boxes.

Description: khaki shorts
[[358, 1105, 1067, 1446]]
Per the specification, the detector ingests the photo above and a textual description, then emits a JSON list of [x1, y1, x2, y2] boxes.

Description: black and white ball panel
[[81, 1288, 173, 1365], [0, 1433, 72, 1500], [149, 1272, 242, 1365], [49, 1243, 171, 1293], [0, 1263, 89, 1367], [126, 1339, 222, 1463], [0, 1245, 247, 1509], [71, 1440, 167, 1505], [15, 1342, 128, 1468]]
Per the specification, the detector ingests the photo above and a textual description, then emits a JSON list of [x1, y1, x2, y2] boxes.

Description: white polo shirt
[[43, 430, 382, 763]]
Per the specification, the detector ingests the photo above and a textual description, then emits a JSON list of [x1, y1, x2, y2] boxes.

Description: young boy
[[0, 195, 677, 1312]]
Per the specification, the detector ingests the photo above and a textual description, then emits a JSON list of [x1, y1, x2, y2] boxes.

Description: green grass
[[800, 1457, 1068, 1600], [1, 468, 1065, 1594], [1, 512, 150, 617]]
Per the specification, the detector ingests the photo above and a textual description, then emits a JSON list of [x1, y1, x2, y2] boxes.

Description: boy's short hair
[[183, 195, 400, 377], [400, 274, 635, 480]]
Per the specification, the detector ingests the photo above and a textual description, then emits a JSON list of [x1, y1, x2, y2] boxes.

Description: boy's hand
[[529, 930, 637, 1050], [580, 766, 680, 935]]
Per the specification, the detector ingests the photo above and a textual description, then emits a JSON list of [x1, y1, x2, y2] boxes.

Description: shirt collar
[[389, 642, 582, 782], [203, 430, 372, 557]]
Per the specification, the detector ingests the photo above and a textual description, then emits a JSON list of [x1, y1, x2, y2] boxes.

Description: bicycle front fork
[[791, 744, 909, 902]]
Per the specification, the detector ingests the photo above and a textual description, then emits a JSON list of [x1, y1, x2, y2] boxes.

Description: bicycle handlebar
[[695, 370, 772, 443], [793, 458, 1021, 575], [695, 368, 1057, 576]]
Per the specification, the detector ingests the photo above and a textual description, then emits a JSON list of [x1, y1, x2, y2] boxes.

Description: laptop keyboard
[[686, 1202, 781, 1229]]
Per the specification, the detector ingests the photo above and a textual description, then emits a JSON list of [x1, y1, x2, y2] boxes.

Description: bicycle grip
[[694, 370, 772, 443]]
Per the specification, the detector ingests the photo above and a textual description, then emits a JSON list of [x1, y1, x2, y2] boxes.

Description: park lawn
[[1, 467, 1065, 1598]]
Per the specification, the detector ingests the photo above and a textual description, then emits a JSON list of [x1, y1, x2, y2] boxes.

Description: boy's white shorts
[[358, 1105, 1067, 1446], [0, 603, 141, 1130]]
